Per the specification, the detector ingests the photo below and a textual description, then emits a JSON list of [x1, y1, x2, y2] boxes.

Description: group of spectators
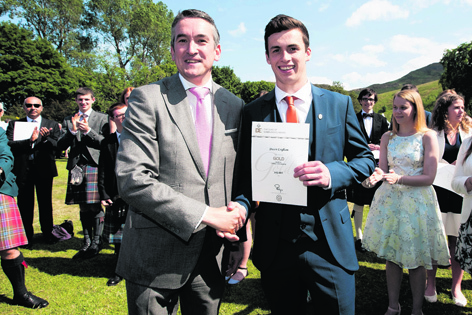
[[0, 8, 471, 315], [0, 87, 132, 309]]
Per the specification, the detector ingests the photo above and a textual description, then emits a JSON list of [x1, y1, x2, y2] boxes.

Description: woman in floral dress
[[362, 89, 449, 315]]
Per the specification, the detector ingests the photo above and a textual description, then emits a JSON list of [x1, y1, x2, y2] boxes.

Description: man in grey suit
[[115, 9, 246, 315], [58, 87, 109, 259]]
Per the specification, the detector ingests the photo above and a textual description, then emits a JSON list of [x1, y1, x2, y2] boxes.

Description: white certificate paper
[[252, 122, 309, 206], [13, 121, 40, 141]]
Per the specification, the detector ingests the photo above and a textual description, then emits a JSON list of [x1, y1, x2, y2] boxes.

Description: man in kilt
[[58, 87, 109, 259], [98, 102, 128, 286], [0, 128, 49, 309]]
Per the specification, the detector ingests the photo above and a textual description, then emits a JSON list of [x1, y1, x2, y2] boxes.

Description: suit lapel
[[163, 75, 207, 178]]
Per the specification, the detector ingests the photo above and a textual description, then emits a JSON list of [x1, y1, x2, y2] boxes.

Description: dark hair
[[430, 92, 467, 132], [75, 87, 95, 99], [120, 87, 134, 104], [264, 14, 309, 55], [357, 88, 378, 103], [400, 84, 418, 93], [107, 102, 127, 118], [171, 9, 220, 48]]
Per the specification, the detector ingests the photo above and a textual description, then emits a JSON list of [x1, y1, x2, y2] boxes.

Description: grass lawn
[[0, 158, 471, 314]]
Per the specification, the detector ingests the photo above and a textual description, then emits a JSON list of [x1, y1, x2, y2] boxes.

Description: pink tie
[[189, 87, 212, 176]]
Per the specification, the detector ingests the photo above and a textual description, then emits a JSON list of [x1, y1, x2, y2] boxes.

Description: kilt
[[102, 201, 128, 244], [65, 165, 100, 205], [0, 194, 28, 251]]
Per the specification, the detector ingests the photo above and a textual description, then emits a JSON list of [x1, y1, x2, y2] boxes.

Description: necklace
[[447, 130, 457, 144]]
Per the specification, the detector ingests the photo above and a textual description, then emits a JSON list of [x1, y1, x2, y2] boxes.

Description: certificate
[[251, 121, 309, 206], [13, 121, 40, 141]]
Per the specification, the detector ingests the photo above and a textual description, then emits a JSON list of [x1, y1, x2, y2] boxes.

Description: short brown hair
[[264, 14, 309, 55], [75, 87, 95, 99], [171, 9, 220, 49]]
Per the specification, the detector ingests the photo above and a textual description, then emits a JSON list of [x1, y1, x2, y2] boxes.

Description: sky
[[164, 0, 472, 90]]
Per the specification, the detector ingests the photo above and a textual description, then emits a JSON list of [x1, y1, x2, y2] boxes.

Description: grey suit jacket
[[115, 74, 244, 290], [57, 110, 109, 170]]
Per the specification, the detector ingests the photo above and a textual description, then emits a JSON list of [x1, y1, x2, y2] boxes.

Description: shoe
[[228, 267, 248, 285], [355, 239, 366, 253], [106, 275, 123, 286], [72, 241, 91, 259], [13, 292, 49, 309], [385, 303, 401, 315], [424, 291, 437, 303], [452, 293, 467, 307], [82, 242, 101, 259]]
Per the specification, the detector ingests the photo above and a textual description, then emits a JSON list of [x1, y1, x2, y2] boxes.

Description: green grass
[[0, 158, 471, 314]]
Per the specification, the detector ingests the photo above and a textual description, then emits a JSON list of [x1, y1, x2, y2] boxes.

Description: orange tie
[[284, 96, 298, 123]]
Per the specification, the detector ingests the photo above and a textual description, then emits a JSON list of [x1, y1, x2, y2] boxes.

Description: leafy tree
[[440, 41, 472, 109], [84, 0, 173, 69], [240, 81, 275, 104], [0, 22, 77, 118], [1, 0, 86, 59], [212, 66, 242, 97]]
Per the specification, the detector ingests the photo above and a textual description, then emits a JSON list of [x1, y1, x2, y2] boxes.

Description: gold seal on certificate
[[251, 121, 309, 206]]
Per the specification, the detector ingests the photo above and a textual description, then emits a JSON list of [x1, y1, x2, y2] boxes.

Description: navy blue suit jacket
[[234, 85, 375, 272]]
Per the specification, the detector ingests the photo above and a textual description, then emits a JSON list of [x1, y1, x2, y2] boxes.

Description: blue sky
[[165, 0, 472, 90]]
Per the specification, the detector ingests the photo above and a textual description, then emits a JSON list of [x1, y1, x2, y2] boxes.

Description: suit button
[[300, 224, 306, 230]]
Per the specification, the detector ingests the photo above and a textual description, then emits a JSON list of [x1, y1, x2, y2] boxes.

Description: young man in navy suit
[[233, 15, 375, 314]]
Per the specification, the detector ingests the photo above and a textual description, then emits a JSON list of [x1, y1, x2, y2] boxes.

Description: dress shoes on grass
[[107, 275, 123, 286], [13, 292, 49, 309]]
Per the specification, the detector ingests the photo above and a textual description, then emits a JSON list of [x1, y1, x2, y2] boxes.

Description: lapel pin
[[318, 114, 323, 120]]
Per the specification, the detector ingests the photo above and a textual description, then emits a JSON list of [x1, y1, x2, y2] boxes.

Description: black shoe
[[355, 239, 366, 253], [106, 275, 123, 286], [82, 242, 101, 259], [13, 292, 49, 309], [72, 242, 91, 260]]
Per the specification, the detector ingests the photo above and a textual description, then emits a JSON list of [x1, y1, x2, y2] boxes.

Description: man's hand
[[101, 199, 113, 207], [204, 201, 246, 241], [293, 161, 330, 188], [368, 143, 380, 151], [30, 127, 39, 142], [39, 127, 52, 139], [71, 113, 81, 132], [77, 115, 91, 133]]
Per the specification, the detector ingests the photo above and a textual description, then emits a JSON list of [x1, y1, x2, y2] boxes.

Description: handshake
[[202, 201, 247, 242]]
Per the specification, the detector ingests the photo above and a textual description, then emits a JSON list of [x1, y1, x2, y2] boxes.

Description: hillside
[[373, 80, 443, 122], [352, 63, 443, 94]]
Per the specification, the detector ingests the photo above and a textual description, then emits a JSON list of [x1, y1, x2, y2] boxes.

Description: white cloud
[[349, 53, 386, 67], [363, 44, 384, 53], [228, 22, 247, 37], [343, 70, 406, 89], [308, 76, 334, 85], [346, 0, 409, 27], [319, 3, 330, 12]]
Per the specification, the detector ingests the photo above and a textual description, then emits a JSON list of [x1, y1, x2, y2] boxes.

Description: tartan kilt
[[0, 194, 28, 250], [65, 165, 100, 205], [102, 201, 127, 244]]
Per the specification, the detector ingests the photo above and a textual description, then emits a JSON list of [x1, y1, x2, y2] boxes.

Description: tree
[[440, 41, 472, 110], [212, 66, 242, 97], [0, 22, 77, 116], [84, 0, 173, 69], [0, 0, 86, 59], [240, 81, 275, 104]]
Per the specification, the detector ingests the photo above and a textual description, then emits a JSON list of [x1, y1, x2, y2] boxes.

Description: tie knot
[[189, 87, 210, 100], [363, 113, 373, 118], [284, 96, 298, 106]]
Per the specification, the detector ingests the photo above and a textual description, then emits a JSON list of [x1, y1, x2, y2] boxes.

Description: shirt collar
[[79, 109, 93, 117], [27, 116, 42, 124], [179, 73, 213, 94], [275, 81, 312, 106]]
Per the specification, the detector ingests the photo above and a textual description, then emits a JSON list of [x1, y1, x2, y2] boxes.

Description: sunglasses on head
[[25, 103, 41, 108]]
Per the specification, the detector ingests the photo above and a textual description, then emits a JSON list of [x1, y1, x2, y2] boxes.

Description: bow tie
[[363, 113, 373, 118]]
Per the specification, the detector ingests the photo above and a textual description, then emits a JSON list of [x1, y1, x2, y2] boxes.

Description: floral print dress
[[363, 132, 450, 269]]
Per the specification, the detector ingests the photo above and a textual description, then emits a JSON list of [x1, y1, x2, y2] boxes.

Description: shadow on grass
[[25, 234, 114, 253], [223, 278, 270, 315]]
